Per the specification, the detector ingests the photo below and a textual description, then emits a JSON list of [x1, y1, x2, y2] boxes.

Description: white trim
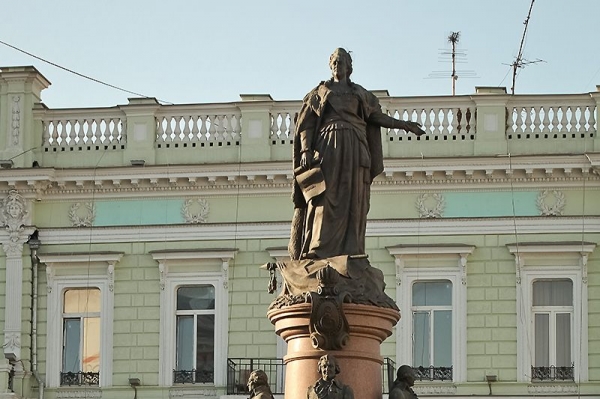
[[37, 217, 600, 245], [507, 243, 594, 383], [388, 245, 473, 384], [154, 250, 236, 387]]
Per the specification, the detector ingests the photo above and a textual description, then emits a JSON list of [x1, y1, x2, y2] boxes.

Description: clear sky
[[1, 0, 599, 108]]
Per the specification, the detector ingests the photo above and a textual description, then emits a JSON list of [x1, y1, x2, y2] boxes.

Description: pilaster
[[237, 94, 273, 162], [0, 190, 34, 361], [0, 66, 51, 168], [471, 86, 510, 156]]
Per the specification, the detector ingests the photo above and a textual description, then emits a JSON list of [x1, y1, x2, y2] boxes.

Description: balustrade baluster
[[550, 107, 559, 133], [515, 107, 525, 133], [523, 107, 533, 133], [574, 105, 584, 133], [559, 106, 568, 133], [216, 115, 225, 142], [270, 113, 278, 137], [289, 113, 296, 137], [84, 120, 92, 144], [532, 106, 541, 133], [422, 108, 432, 136], [173, 116, 182, 143], [231, 114, 240, 139], [156, 117, 165, 142], [222, 115, 231, 141], [76, 119, 85, 145], [279, 113, 288, 138], [441, 108, 450, 136], [451, 108, 460, 135], [199, 115, 208, 141], [182, 115, 191, 141], [42, 120, 50, 145], [58, 120, 67, 146], [190, 115, 200, 141], [208, 115, 217, 141], [164, 116, 173, 142], [541, 106, 550, 133], [588, 106, 596, 133]]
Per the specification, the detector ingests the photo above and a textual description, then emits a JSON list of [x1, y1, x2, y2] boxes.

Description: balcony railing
[[60, 371, 100, 386], [227, 357, 397, 395], [173, 369, 214, 384], [413, 365, 453, 382], [531, 365, 575, 381]]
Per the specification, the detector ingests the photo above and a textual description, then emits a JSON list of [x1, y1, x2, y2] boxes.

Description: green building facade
[[1, 66, 600, 398]]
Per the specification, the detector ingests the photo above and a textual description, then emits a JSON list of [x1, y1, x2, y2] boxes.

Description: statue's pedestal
[[268, 303, 400, 399]]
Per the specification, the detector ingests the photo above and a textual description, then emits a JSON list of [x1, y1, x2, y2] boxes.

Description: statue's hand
[[300, 150, 312, 169], [406, 121, 426, 136]]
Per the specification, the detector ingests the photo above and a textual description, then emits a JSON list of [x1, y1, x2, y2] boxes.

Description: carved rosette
[[1, 190, 29, 256], [181, 198, 209, 224], [416, 193, 445, 218], [536, 190, 565, 216], [68, 202, 96, 227]]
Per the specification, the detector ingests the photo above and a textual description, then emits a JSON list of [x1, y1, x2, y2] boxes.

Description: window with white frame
[[39, 252, 121, 388], [61, 288, 101, 386], [412, 280, 453, 380], [152, 249, 236, 387], [508, 242, 594, 383], [388, 244, 474, 385]]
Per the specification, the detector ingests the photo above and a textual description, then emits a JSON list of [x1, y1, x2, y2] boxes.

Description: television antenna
[[427, 31, 477, 96], [509, 0, 545, 94]]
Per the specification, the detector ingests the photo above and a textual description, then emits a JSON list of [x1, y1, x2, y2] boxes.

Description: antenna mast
[[510, 0, 543, 94], [448, 32, 460, 96]]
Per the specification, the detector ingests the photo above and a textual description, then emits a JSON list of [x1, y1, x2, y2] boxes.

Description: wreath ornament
[[416, 193, 445, 218], [69, 203, 96, 227], [182, 198, 209, 224], [536, 190, 565, 216]]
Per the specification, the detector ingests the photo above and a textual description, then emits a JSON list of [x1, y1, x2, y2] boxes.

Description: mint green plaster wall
[[96, 200, 184, 226], [444, 192, 538, 217]]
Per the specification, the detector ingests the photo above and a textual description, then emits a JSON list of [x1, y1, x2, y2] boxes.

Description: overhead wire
[[0, 39, 175, 105]]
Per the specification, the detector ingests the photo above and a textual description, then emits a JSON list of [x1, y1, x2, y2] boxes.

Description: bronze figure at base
[[247, 370, 275, 399], [389, 365, 418, 399], [307, 355, 354, 399]]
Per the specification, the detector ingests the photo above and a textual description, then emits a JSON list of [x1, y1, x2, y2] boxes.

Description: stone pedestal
[[268, 303, 400, 399]]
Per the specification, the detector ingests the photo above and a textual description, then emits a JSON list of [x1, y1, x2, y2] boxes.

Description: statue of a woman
[[289, 48, 424, 260]]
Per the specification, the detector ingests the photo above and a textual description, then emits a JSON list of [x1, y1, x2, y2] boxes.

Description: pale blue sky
[[1, 0, 599, 108]]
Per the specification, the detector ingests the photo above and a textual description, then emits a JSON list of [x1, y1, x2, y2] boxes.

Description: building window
[[388, 244, 474, 384], [39, 252, 121, 388], [174, 285, 216, 384], [508, 242, 594, 383], [61, 288, 101, 386], [531, 279, 574, 381], [152, 249, 236, 387], [412, 280, 453, 381]]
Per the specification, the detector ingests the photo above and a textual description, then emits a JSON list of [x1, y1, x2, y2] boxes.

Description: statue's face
[[320, 359, 336, 381], [330, 53, 349, 81]]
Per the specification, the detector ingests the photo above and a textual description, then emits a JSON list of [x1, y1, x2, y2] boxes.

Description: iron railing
[[173, 369, 214, 384], [227, 357, 397, 395], [60, 371, 100, 386], [531, 365, 575, 381], [413, 366, 453, 381]]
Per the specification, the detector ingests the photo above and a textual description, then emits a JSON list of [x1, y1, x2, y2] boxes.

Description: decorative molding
[[1, 332, 21, 352], [55, 389, 102, 398], [181, 198, 209, 224], [413, 384, 457, 395], [0, 189, 29, 256], [37, 217, 600, 245], [11, 95, 21, 146], [536, 189, 566, 216], [527, 383, 578, 394], [416, 193, 445, 218], [169, 388, 217, 398], [68, 202, 96, 227]]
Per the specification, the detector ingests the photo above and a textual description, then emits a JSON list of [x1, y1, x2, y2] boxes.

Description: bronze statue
[[247, 370, 275, 399], [307, 354, 354, 399], [289, 47, 425, 260], [389, 365, 418, 399]]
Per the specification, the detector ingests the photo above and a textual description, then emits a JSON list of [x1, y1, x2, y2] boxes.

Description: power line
[[0, 39, 174, 105]]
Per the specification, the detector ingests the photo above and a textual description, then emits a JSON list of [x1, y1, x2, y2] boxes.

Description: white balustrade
[[507, 95, 597, 138], [155, 105, 241, 147], [270, 102, 300, 142], [382, 97, 477, 141], [38, 108, 126, 150]]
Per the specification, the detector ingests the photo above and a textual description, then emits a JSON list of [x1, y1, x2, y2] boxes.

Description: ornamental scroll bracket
[[308, 265, 350, 351], [1, 190, 30, 256]]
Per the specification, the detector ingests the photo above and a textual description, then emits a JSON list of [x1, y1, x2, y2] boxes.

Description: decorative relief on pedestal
[[11, 95, 21, 146], [68, 202, 96, 227], [1, 190, 29, 256], [308, 266, 350, 350], [416, 193, 445, 218], [181, 198, 209, 224], [536, 190, 565, 216]]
